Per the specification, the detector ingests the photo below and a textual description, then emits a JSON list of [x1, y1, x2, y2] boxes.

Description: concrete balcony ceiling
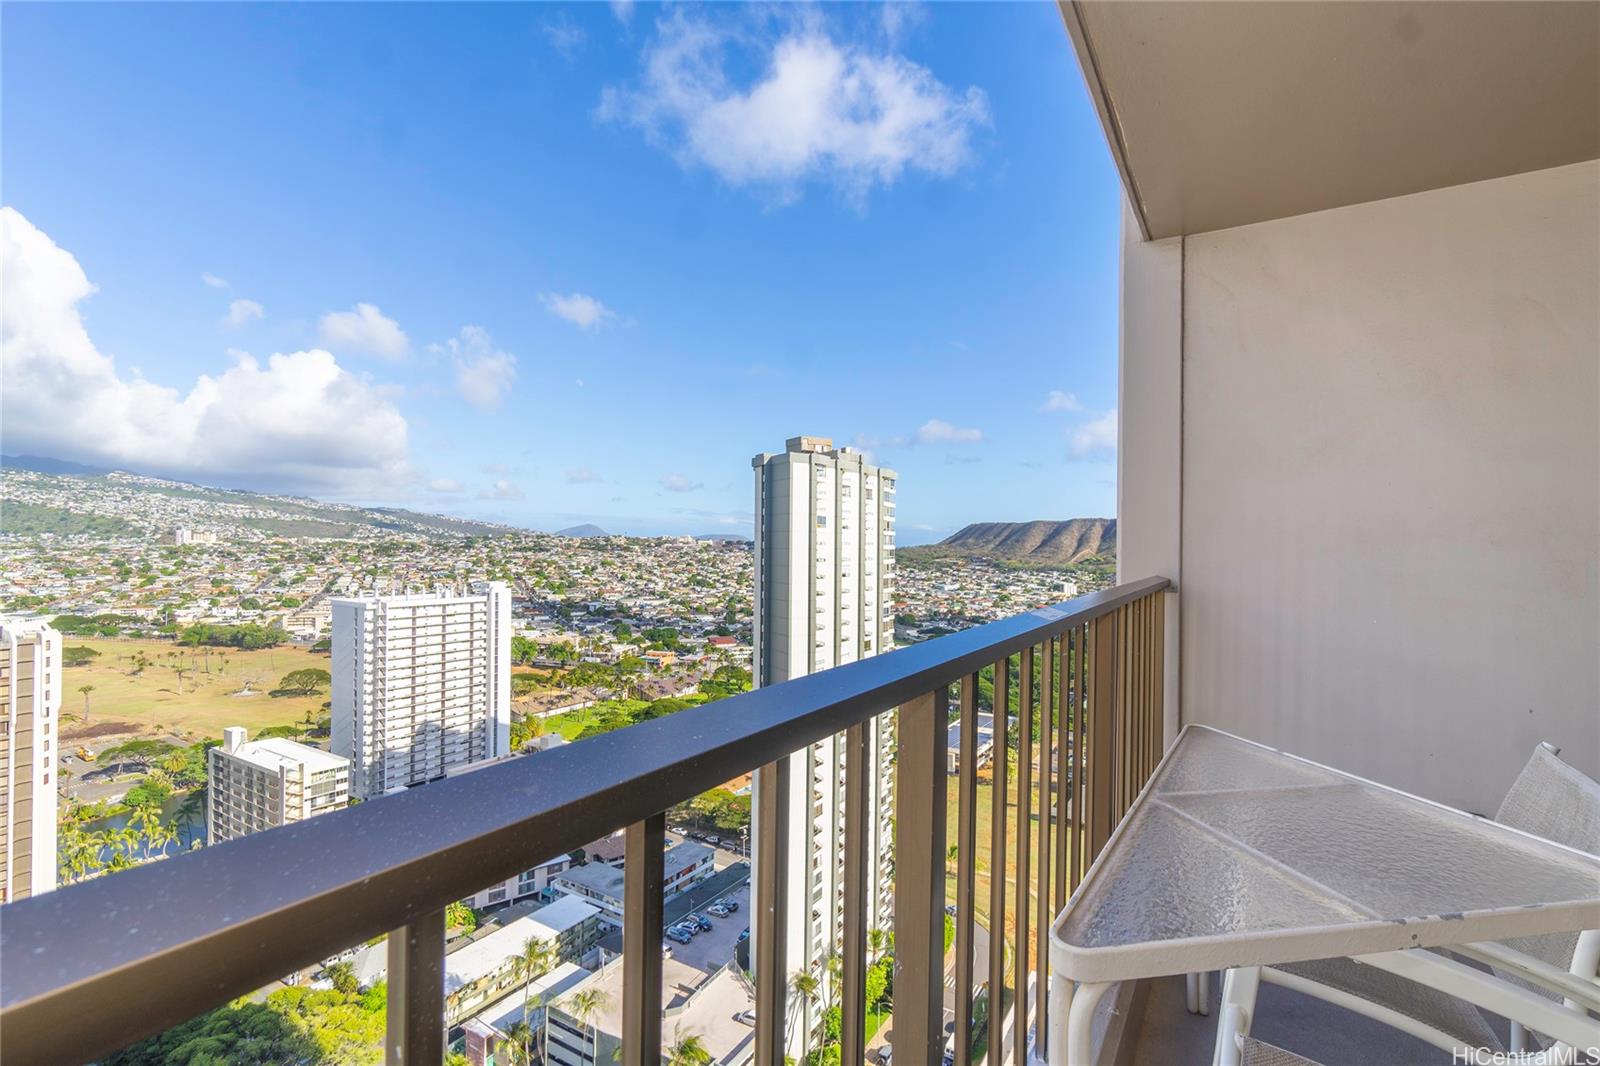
[[1062, 0, 1600, 239]]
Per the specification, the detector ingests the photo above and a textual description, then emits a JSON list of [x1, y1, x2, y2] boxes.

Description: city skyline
[[1, 2, 1124, 542]]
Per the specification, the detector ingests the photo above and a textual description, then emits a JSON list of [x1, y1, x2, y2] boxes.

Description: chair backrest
[[1496, 743, 1600, 857], [1492, 743, 1600, 984]]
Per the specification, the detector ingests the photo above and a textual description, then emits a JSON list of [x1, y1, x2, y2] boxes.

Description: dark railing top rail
[[0, 576, 1169, 1065]]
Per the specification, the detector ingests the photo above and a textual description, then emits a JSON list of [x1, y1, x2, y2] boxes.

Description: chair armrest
[[1451, 936, 1600, 1013]]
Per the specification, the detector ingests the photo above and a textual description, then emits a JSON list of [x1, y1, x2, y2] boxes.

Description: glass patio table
[[1048, 725, 1600, 1064]]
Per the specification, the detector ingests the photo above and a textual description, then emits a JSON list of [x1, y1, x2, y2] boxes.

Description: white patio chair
[[1209, 742, 1600, 1066]]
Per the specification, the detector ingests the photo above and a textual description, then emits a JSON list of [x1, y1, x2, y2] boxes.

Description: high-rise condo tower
[[331, 581, 512, 799], [751, 437, 897, 1056]]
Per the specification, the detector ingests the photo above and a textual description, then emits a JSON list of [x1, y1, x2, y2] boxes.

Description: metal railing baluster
[[622, 813, 664, 1066], [386, 909, 444, 1066], [840, 720, 870, 1066], [1013, 644, 1034, 1066], [988, 655, 1010, 1064], [1035, 637, 1054, 1048], [753, 758, 789, 1065], [955, 674, 979, 1065], [893, 689, 948, 1065]]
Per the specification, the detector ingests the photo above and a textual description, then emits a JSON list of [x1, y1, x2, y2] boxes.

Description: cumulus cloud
[[566, 467, 604, 484], [437, 325, 517, 409], [660, 473, 703, 493], [201, 272, 230, 289], [427, 478, 463, 493], [1041, 389, 1083, 413], [222, 298, 264, 328], [478, 479, 523, 500], [0, 207, 410, 493], [318, 302, 409, 359], [599, 11, 989, 204], [1068, 410, 1118, 461], [540, 292, 616, 331], [610, 0, 634, 24], [915, 418, 982, 445]]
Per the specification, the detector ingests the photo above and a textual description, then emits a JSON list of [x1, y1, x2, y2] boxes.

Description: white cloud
[[566, 467, 604, 484], [478, 479, 523, 500], [610, 0, 635, 24], [201, 272, 230, 289], [544, 17, 587, 57], [915, 418, 982, 445], [222, 298, 264, 328], [599, 11, 989, 204], [318, 302, 409, 360], [660, 473, 703, 493], [1068, 410, 1118, 461], [1041, 389, 1083, 413], [427, 478, 463, 493], [540, 292, 616, 331], [439, 325, 518, 409], [880, 3, 925, 46], [0, 207, 411, 493]]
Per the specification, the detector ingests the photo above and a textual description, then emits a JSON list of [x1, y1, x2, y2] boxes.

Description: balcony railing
[[0, 576, 1169, 1065]]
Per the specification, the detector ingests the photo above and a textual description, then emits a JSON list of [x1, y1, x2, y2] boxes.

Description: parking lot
[[663, 881, 750, 975]]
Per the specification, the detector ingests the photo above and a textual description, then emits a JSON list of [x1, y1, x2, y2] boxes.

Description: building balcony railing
[[0, 576, 1170, 1065]]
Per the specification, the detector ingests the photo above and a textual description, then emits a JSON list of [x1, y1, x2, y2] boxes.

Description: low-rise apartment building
[[550, 841, 714, 929], [206, 727, 350, 844]]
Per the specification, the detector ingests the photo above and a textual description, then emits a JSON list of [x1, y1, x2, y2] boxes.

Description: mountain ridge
[[903, 518, 1116, 568]]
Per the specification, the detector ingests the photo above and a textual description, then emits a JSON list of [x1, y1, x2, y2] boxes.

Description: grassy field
[[946, 768, 1059, 976], [61, 637, 330, 744]]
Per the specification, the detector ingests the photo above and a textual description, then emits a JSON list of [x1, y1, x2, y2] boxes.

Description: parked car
[[737, 929, 750, 943], [706, 836, 720, 846], [672, 922, 699, 938], [875, 1046, 892, 1064], [733, 1010, 757, 1026], [707, 904, 730, 918], [666, 929, 692, 945], [662, 945, 673, 959], [694, 914, 713, 931], [723, 899, 739, 912]]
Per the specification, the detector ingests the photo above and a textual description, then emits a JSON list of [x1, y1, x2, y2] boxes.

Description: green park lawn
[[61, 637, 329, 744]]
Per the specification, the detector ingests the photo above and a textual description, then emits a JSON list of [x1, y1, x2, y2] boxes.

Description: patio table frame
[[1047, 725, 1600, 1065]]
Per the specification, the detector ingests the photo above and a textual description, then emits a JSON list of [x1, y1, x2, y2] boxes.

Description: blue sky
[[1, 2, 1123, 543]]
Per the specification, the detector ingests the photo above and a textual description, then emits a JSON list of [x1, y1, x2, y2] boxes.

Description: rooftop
[[443, 900, 600, 994], [555, 841, 713, 899], [220, 735, 348, 775]]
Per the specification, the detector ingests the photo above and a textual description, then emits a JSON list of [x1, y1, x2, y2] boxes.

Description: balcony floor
[[1127, 972, 1511, 1066]]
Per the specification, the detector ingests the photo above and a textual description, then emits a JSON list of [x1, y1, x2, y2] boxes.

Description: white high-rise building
[[0, 617, 61, 902], [751, 436, 897, 1055], [331, 581, 512, 799], [207, 727, 350, 844]]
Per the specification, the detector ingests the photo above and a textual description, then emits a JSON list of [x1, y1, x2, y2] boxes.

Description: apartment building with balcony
[[0, 616, 60, 903], [331, 581, 512, 799], [206, 727, 350, 845], [2, 6, 1595, 1066], [751, 436, 898, 1057]]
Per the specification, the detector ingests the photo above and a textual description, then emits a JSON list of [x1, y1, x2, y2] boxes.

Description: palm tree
[[564, 987, 611, 1065], [500, 1021, 533, 1065], [791, 970, 822, 1056], [174, 789, 206, 848], [666, 1028, 712, 1065], [867, 927, 888, 963], [513, 936, 554, 1064], [77, 684, 95, 723]]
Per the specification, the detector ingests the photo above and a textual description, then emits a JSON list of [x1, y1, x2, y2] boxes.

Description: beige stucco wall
[[1121, 160, 1599, 814]]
